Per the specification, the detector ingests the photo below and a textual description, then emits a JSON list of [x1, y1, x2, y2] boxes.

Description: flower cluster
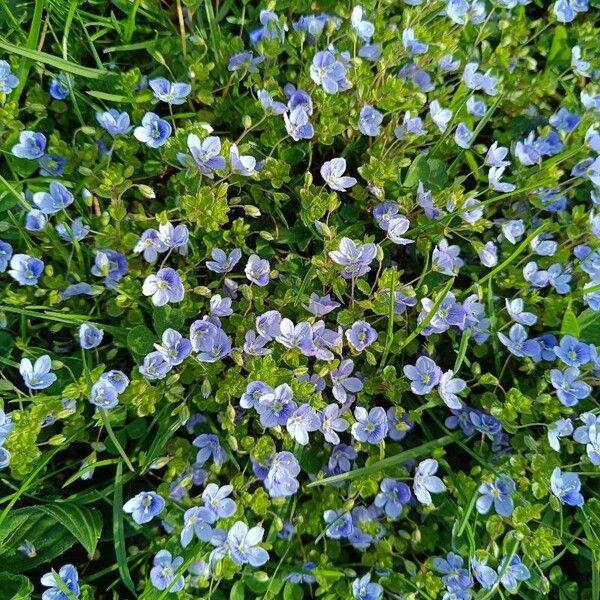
[[0, 1, 598, 598]]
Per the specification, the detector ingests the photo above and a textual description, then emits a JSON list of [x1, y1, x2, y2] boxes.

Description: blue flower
[[48, 74, 72, 100], [329, 237, 377, 279], [430, 100, 452, 132], [572, 45, 590, 77], [264, 451, 300, 497], [413, 459, 445, 505], [351, 406, 388, 444], [549, 107, 580, 133], [330, 359, 363, 403], [476, 476, 515, 517], [433, 552, 472, 592], [402, 27, 428, 55], [91, 249, 128, 286], [286, 404, 320, 445], [438, 54, 461, 72], [284, 106, 314, 141], [177, 134, 226, 177], [8, 253, 43, 286], [230, 143, 257, 176], [134, 229, 166, 263], [497, 324, 541, 361], [463, 62, 498, 96], [150, 550, 184, 592], [56, 218, 90, 242], [319, 404, 349, 444], [258, 89, 287, 115], [438, 370, 466, 408], [228, 51, 263, 73], [245, 254, 270, 286], [573, 413, 600, 465], [387, 407, 414, 441], [202, 483, 237, 520], [134, 112, 172, 148], [142, 267, 184, 306], [547, 418, 573, 451], [139, 351, 171, 380], [358, 105, 383, 136], [307, 293, 340, 317], [153, 328, 192, 366], [19, 355, 55, 390], [321, 157, 357, 191], [310, 50, 351, 94], [123, 491, 165, 524], [33, 181, 74, 214], [0, 240, 13, 272], [404, 356, 442, 395], [12, 130, 46, 159], [352, 573, 383, 600], [257, 383, 297, 427], [346, 321, 378, 352], [550, 367, 591, 406], [100, 370, 129, 393], [206, 247, 242, 273], [374, 478, 411, 518], [38, 153, 67, 177], [227, 521, 269, 566], [328, 444, 356, 475], [0, 60, 19, 93], [149, 77, 191, 105], [323, 509, 354, 539], [89, 380, 119, 410], [96, 109, 131, 136], [554, 335, 591, 367], [394, 111, 427, 139], [554, 0, 588, 23], [351, 6, 375, 41], [551, 468, 584, 506], [498, 554, 530, 592], [471, 557, 497, 589], [470, 410, 502, 438], [181, 506, 214, 546], [193, 433, 228, 467], [79, 323, 104, 350], [25, 210, 47, 232], [40, 564, 79, 600]]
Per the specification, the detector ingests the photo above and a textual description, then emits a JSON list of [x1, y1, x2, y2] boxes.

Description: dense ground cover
[[0, 0, 599, 598]]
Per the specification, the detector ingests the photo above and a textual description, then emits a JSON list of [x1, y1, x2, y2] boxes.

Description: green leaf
[[153, 306, 185, 336], [230, 581, 245, 600], [113, 461, 136, 593], [283, 582, 304, 600], [0, 572, 33, 599], [0, 39, 105, 79], [403, 154, 428, 188], [560, 307, 580, 337], [577, 309, 600, 345], [0, 504, 102, 572], [127, 324, 156, 356], [37, 503, 102, 557], [547, 25, 570, 67]]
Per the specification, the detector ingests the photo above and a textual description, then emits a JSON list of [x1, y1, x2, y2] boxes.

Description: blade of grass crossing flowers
[[399, 277, 456, 352], [113, 461, 136, 594], [307, 435, 455, 487], [379, 269, 396, 369]]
